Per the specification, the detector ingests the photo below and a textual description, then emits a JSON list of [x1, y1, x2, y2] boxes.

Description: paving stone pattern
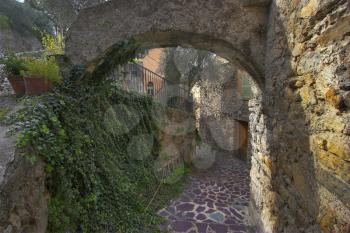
[[158, 156, 253, 233]]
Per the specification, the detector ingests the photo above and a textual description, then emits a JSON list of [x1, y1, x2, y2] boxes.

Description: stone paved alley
[[159, 156, 253, 233]]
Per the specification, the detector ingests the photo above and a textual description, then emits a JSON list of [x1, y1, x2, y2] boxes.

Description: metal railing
[[111, 62, 193, 112]]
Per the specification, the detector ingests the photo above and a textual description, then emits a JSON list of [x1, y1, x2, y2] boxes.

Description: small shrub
[[22, 57, 62, 83], [0, 107, 10, 121], [162, 164, 185, 185], [41, 32, 65, 56], [0, 54, 26, 76]]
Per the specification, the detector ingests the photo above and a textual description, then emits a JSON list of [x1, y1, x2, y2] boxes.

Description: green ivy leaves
[[8, 78, 165, 232]]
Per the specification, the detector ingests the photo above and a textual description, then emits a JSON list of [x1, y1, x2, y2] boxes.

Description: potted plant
[[0, 54, 26, 95], [22, 57, 62, 95]]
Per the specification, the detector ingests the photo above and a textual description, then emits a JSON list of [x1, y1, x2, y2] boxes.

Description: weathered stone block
[[317, 149, 350, 183], [325, 87, 344, 109], [299, 85, 317, 107], [317, 15, 350, 47], [317, 184, 350, 233], [326, 136, 350, 162], [313, 115, 345, 133], [311, 135, 327, 151], [316, 165, 350, 209], [292, 43, 305, 57], [299, 0, 319, 18], [297, 52, 321, 75], [343, 122, 350, 136]]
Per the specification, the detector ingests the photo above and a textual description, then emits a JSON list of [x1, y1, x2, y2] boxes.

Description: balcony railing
[[111, 62, 193, 112]]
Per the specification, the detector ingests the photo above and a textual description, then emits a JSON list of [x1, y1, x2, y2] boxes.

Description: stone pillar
[[248, 95, 278, 233], [252, 0, 350, 232]]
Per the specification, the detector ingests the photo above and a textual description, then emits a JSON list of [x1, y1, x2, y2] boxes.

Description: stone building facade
[[192, 67, 253, 161]]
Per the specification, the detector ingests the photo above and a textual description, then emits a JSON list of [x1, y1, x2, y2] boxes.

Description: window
[[147, 82, 154, 96], [241, 75, 252, 100]]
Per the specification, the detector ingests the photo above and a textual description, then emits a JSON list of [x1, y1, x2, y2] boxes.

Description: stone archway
[[65, 0, 350, 233], [65, 0, 269, 87]]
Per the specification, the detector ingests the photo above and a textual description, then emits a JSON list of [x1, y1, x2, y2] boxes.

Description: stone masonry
[[0, 0, 348, 232], [256, 1, 350, 232], [0, 97, 48, 233], [192, 68, 251, 160]]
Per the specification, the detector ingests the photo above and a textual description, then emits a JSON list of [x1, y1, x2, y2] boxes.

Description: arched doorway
[[64, 0, 271, 231]]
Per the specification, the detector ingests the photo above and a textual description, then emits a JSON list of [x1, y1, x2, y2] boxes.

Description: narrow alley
[[159, 155, 252, 233]]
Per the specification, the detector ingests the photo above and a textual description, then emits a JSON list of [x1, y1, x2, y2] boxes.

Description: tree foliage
[[27, 0, 110, 34], [159, 47, 233, 91], [163, 48, 181, 84], [0, 0, 52, 38], [26, 0, 76, 34]]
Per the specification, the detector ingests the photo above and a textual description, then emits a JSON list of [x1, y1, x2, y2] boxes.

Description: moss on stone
[[0, 107, 10, 121]]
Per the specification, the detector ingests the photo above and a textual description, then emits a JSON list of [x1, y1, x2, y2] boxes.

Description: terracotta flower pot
[[7, 75, 25, 95], [24, 76, 53, 95]]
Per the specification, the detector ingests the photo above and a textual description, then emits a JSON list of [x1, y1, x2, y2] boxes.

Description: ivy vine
[[5, 41, 181, 233]]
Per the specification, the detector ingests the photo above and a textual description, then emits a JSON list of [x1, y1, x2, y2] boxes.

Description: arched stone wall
[[65, 0, 269, 86], [65, 0, 350, 233]]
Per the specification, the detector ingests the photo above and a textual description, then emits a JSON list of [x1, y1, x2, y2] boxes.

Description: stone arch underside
[[65, 0, 269, 87]]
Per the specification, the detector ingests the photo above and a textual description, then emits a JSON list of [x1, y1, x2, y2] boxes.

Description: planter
[[24, 76, 53, 95], [7, 75, 25, 95]]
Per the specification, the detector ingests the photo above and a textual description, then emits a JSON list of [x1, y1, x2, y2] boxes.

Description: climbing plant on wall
[[5, 40, 179, 233]]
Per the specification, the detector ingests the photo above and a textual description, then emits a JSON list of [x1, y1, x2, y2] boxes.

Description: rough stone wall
[[193, 69, 253, 157], [0, 65, 13, 97], [0, 28, 41, 54], [248, 95, 276, 232], [158, 107, 196, 163], [192, 75, 232, 153], [0, 156, 48, 233], [0, 97, 48, 233], [222, 70, 252, 121], [249, 0, 350, 232]]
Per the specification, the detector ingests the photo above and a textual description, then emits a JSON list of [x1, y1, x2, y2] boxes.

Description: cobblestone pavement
[[158, 155, 253, 233]]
